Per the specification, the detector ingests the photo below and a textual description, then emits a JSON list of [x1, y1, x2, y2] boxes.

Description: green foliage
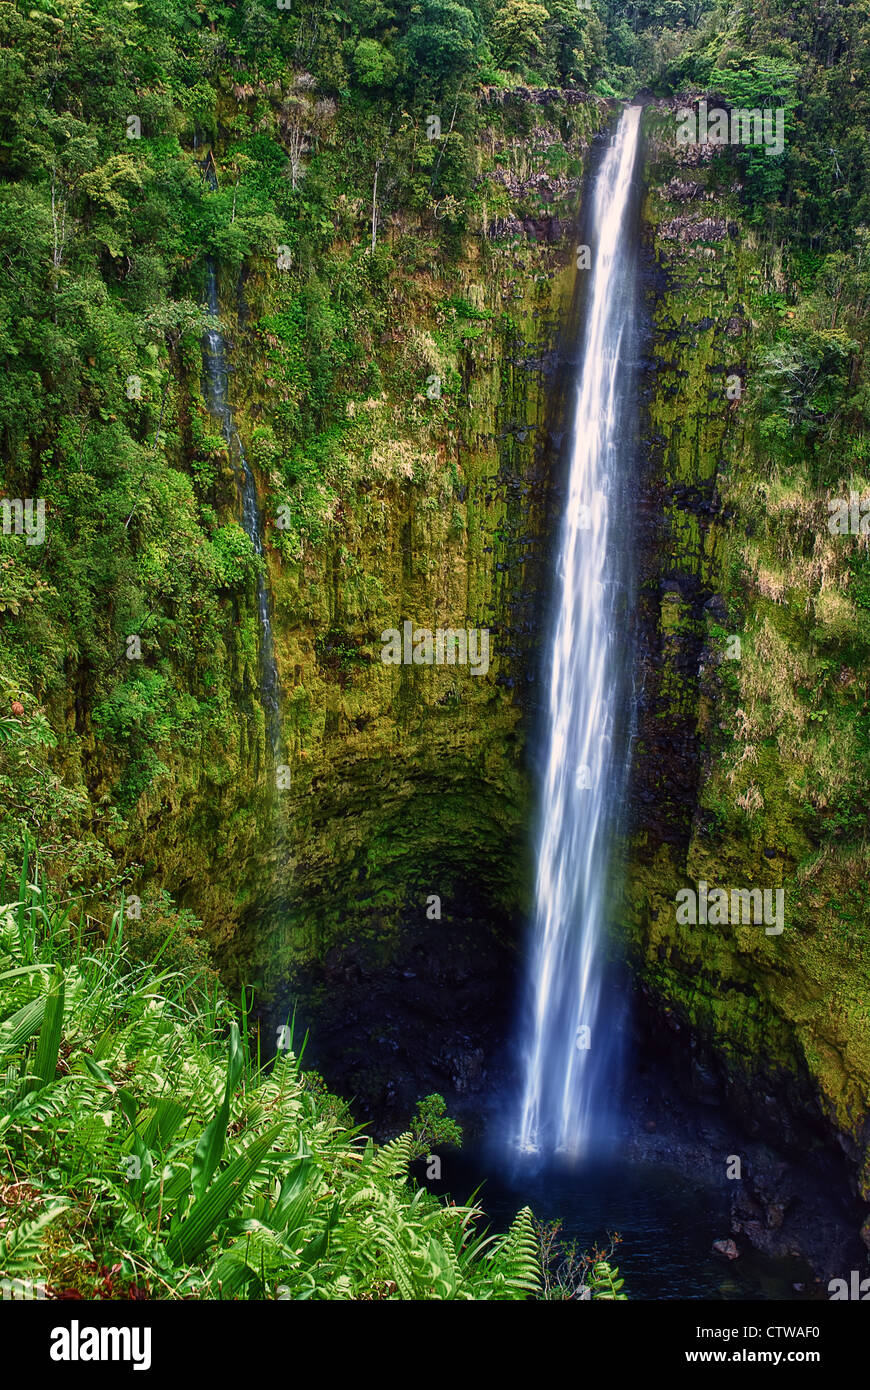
[[0, 695, 122, 890], [707, 57, 798, 205], [118, 889, 218, 1005], [409, 1092, 463, 1158], [399, 0, 483, 89], [0, 1206, 69, 1279], [351, 38, 398, 90], [587, 1258, 627, 1299], [210, 523, 261, 588], [666, 0, 870, 243], [755, 329, 857, 451], [0, 870, 548, 1299], [491, 1, 551, 73]]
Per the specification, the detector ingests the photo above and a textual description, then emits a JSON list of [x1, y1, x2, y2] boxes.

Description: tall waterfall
[[200, 245, 282, 761], [516, 106, 642, 1159]]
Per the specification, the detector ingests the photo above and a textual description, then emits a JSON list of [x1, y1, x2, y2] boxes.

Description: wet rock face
[[624, 219, 720, 855], [664, 178, 706, 201], [629, 950, 870, 1274], [625, 1016, 866, 1283], [622, 102, 870, 1242], [267, 909, 518, 1139], [484, 214, 572, 243], [727, 1152, 866, 1283], [245, 102, 627, 1128], [731, 1163, 792, 1250], [659, 215, 736, 244], [478, 87, 598, 111], [232, 101, 622, 1127]]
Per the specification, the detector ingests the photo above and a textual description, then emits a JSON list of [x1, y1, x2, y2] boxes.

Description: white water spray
[[516, 106, 642, 1158]]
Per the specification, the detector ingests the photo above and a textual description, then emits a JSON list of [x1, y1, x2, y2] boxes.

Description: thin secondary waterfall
[[199, 163, 282, 759], [516, 106, 642, 1159]]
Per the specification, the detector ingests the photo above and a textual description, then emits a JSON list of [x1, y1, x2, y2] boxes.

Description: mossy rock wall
[[626, 102, 870, 1203], [17, 92, 611, 996], [234, 96, 613, 989]]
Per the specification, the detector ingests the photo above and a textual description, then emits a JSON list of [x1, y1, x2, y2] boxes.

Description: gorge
[[1, 0, 870, 1308]]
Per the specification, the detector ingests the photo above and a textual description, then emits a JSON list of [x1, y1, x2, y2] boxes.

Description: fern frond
[[0, 1204, 69, 1277], [589, 1259, 628, 1299], [369, 1131, 414, 1179], [480, 1205, 541, 1300]]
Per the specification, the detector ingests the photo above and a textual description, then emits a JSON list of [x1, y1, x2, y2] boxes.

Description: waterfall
[[199, 162, 282, 760], [515, 106, 642, 1159]]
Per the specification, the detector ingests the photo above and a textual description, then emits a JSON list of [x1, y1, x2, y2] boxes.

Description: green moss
[[624, 107, 870, 1159]]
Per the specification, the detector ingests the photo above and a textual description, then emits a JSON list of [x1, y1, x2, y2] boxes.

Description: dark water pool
[[422, 1150, 819, 1300]]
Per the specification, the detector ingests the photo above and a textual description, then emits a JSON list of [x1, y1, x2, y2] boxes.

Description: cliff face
[[10, 88, 610, 1116], [9, 71, 869, 1216], [230, 91, 612, 1114], [626, 101, 870, 1226], [218, 92, 608, 975]]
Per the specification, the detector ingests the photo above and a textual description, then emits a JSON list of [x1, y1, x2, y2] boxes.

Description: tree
[[409, 1093, 462, 1158], [491, 0, 550, 73], [399, 0, 482, 89], [351, 38, 398, 89]]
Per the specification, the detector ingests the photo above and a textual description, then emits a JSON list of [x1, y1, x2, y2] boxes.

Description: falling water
[[199, 160, 282, 759], [515, 106, 642, 1159]]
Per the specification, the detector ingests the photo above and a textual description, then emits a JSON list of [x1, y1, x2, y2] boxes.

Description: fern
[[369, 1131, 414, 1179], [479, 1206, 541, 1300], [0, 1205, 68, 1277], [0, 867, 629, 1300], [588, 1259, 627, 1300]]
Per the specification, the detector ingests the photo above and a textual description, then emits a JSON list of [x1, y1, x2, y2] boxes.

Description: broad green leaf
[[191, 1021, 243, 1202], [27, 966, 64, 1090], [0, 997, 45, 1058], [164, 1122, 283, 1267]]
